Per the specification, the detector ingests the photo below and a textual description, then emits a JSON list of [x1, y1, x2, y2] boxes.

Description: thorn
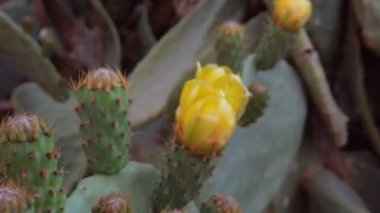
[[39, 170, 49, 178], [115, 98, 122, 106], [100, 110, 106, 117]]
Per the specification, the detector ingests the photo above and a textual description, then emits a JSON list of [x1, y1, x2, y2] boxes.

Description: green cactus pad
[[0, 115, 66, 212], [200, 194, 242, 213], [254, 21, 294, 71], [74, 68, 131, 175], [215, 21, 246, 75], [152, 142, 216, 211], [239, 82, 269, 127]]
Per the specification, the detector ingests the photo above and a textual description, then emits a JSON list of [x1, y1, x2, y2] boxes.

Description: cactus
[[160, 209, 184, 213], [0, 181, 31, 213], [254, 0, 312, 70], [92, 192, 131, 213], [254, 21, 294, 70], [152, 143, 217, 211], [215, 21, 246, 75], [0, 114, 66, 212], [152, 64, 249, 211], [239, 81, 270, 127], [73, 68, 131, 175], [200, 194, 242, 213]]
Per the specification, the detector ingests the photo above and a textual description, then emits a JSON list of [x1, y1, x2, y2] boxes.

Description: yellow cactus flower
[[195, 63, 249, 119], [273, 0, 312, 32], [176, 79, 224, 119], [195, 63, 232, 85], [213, 74, 249, 119], [176, 96, 236, 156]]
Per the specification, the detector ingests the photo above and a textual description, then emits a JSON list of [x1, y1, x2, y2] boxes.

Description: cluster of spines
[[239, 82, 269, 127], [0, 181, 30, 213], [215, 21, 246, 75], [152, 143, 216, 211], [200, 194, 242, 213], [0, 114, 67, 212], [73, 68, 132, 175], [92, 192, 131, 213]]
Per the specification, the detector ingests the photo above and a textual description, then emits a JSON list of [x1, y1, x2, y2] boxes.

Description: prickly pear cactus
[[0, 114, 66, 212], [215, 21, 246, 75], [73, 68, 131, 175], [0, 181, 31, 213], [92, 192, 131, 213], [152, 143, 216, 211], [254, 21, 294, 70], [200, 194, 242, 213], [239, 82, 270, 127]]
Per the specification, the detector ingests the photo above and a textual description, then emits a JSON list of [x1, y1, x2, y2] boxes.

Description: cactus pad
[[254, 21, 294, 70], [152, 142, 216, 211], [74, 68, 131, 174], [215, 21, 246, 75], [239, 82, 269, 127], [0, 114, 66, 212]]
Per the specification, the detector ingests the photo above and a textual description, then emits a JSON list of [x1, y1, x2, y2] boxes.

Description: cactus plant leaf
[[352, 0, 380, 56], [307, 169, 370, 213], [200, 55, 307, 212], [65, 162, 160, 213], [10, 83, 86, 192], [306, 0, 343, 68], [0, 11, 68, 101], [128, 0, 246, 127]]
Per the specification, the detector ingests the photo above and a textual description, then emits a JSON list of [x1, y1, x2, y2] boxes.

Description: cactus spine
[[239, 82, 270, 127], [0, 181, 30, 213], [92, 192, 131, 213], [200, 194, 242, 213], [215, 21, 246, 75], [0, 114, 66, 212], [74, 68, 131, 175]]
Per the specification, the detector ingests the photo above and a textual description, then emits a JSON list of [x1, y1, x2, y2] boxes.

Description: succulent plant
[[73, 68, 132, 175], [200, 194, 242, 213], [0, 114, 66, 212], [92, 192, 131, 213]]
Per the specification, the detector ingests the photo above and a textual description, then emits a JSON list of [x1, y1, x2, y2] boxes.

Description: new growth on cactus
[[0, 181, 30, 213], [215, 21, 246, 75], [0, 114, 66, 212], [152, 64, 249, 211], [73, 68, 132, 175], [92, 192, 131, 213], [254, 0, 313, 70], [239, 82, 270, 127]]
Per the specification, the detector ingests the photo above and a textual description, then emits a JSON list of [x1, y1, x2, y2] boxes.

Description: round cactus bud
[[0, 114, 42, 142], [74, 68, 128, 92], [239, 82, 269, 127], [273, 0, 312, 32], [215, 21, 246, 75], [0, 182, 29, 213], [175, 64, 249, 158], [92, 192, 131, 213], [201, 194, 242, 213]]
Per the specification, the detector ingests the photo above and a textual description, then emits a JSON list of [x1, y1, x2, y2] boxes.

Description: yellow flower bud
[[176, 96, 236, 156], [176, 79, 224, 119], [195, 63, 249, 119], [195, 63, 232, 85], [273, 0, 312, 32], [213, 75, 249, 119]]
